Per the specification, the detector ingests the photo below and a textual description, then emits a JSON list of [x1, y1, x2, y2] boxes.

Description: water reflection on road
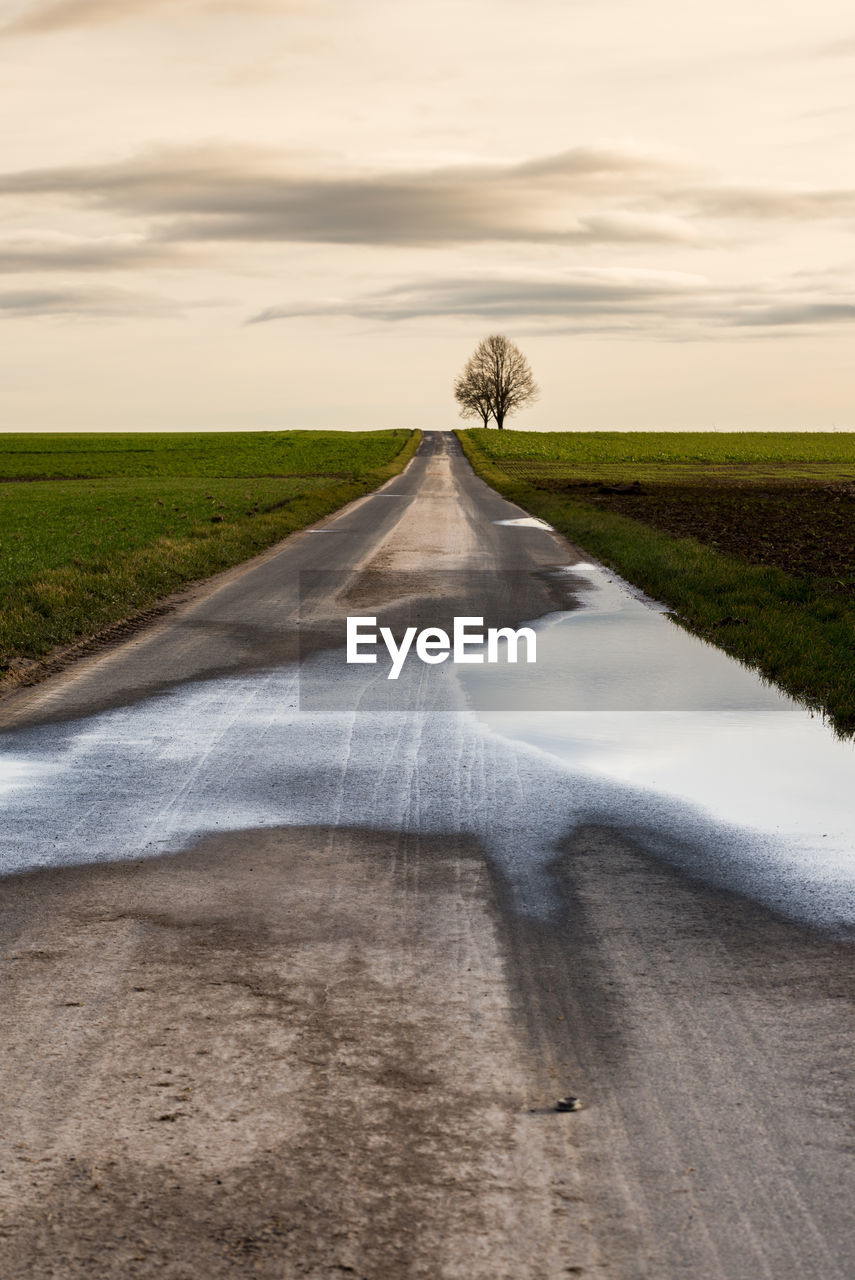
[[460, 562, 855, 931], [1, 561, 853, 935], [465, 561, 855, 832]]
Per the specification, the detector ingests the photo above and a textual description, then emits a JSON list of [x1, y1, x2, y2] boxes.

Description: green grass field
[[0, 430, 419, 679], [0, 430, 412, 480], [465, 428, 855, 485], [459, 429, 855, 734]]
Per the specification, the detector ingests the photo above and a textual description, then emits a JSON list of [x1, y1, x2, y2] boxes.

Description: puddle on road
[[1, 561, 853, 935], [493, 517, 554, 530], [462, 563, 784, 713], [459, 563, 855, 924]]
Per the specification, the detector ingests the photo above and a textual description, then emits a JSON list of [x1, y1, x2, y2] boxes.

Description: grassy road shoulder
[[1, 429, 420, 686], [458, 429, 855, 733]]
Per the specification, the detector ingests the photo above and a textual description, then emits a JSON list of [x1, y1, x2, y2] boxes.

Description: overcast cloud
[[0, 146, 690, 247], [0, 284, 179, 316], [3, 144, 855, 254], [1, 0, 853, 428], [1, 0, 289, 35], [2, 0, 173, 34], [0, 231, 173, 271], [248, 269, 854, 338]]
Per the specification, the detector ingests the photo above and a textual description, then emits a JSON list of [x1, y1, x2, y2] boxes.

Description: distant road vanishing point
[[1, 432, 853, 1279]]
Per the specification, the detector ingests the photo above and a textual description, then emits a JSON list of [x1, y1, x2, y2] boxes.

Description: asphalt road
[[1, 432, 853, 1279]]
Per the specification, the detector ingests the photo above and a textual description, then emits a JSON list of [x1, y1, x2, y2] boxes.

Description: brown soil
[[543, 482, 855, 587]]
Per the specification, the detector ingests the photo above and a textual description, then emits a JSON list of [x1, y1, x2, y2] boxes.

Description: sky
[[1, 0, 854, 431]]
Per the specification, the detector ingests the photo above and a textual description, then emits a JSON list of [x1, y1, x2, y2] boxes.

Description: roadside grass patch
[[1, 429, 419, 678], [458, 429, 855, 733]]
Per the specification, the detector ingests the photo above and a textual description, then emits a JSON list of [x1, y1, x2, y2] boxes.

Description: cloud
[[2, 142, 855, 255], [686, 184, 855, 221], [247, 269, 855, 337], [248, 270, 714, 327], [0, 231, 172, 271], [566, 212, 699, 243], [0, 144, 704, 248], [2, 0, 289, 35], [731, 301, 855, 326], [0, 285, 180, 317], [3, 0, 175, 34]]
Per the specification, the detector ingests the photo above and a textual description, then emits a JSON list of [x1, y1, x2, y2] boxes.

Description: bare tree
[[454, 334, 538, 429], [453, 356, 494, 427]]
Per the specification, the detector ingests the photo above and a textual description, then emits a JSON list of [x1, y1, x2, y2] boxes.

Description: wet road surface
[[1, 431, 853, 1278]]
